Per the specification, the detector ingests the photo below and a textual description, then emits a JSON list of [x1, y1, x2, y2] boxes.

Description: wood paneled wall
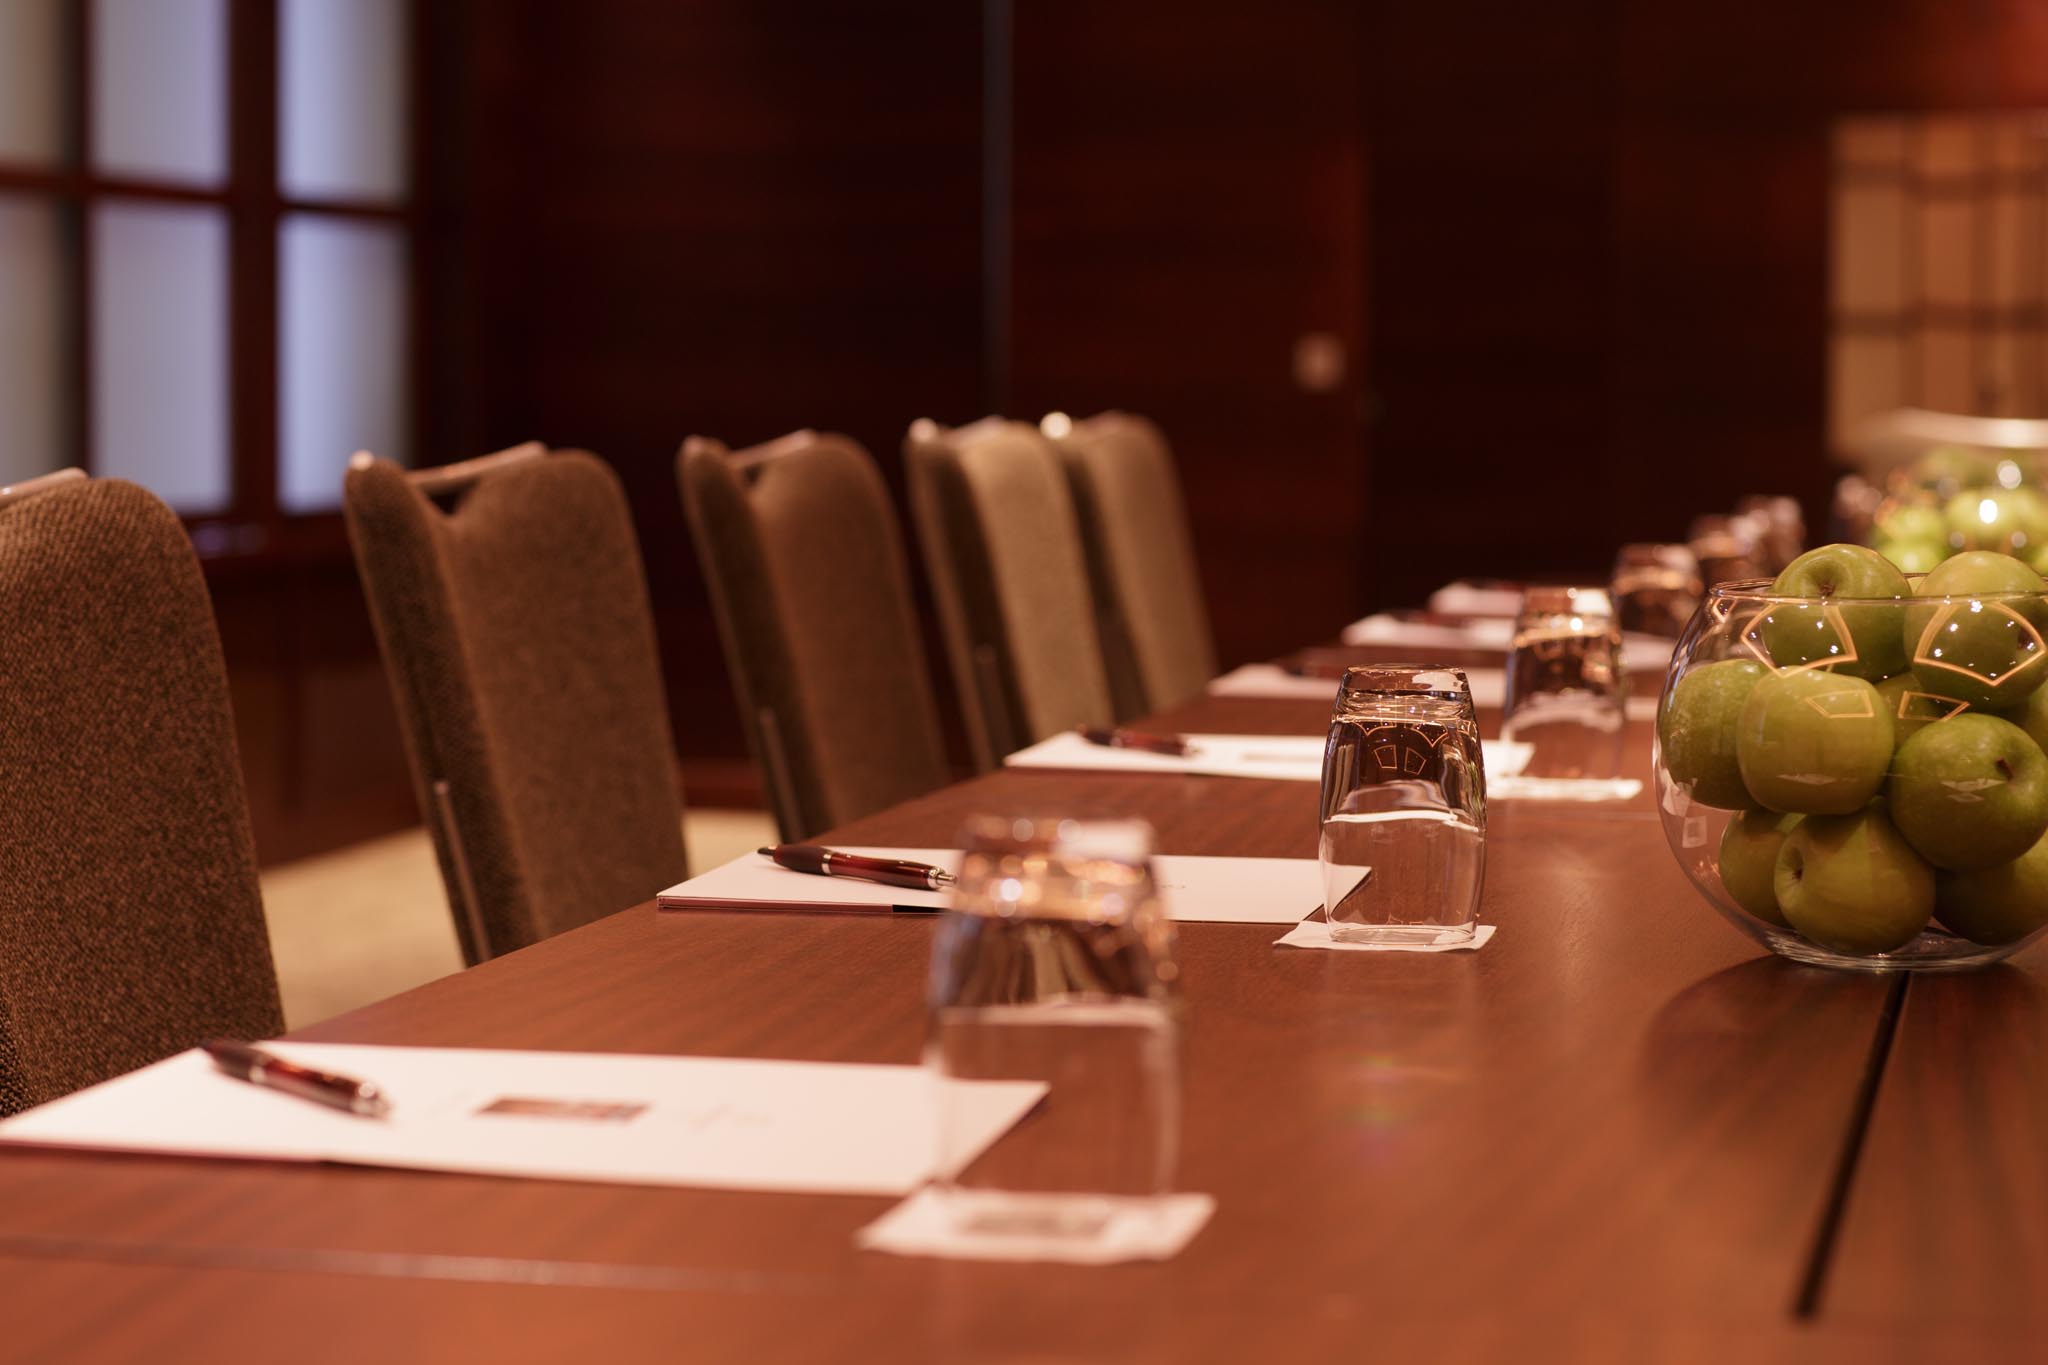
[[1007, 2, 1367, 670], [1362, 0, 2048, 609]]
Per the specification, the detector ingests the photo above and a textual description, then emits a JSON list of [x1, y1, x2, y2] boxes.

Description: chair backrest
[[1048, 411, 1218, 717], [344, 446, 687, 963], [903, 417, 1114, 769], [0, 467, 88, 508], [0, 476, 282, 1114], [679, 431, 950, 839]]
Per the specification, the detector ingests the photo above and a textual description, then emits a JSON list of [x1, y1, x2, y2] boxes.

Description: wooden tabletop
[[1, 688, 2040, 1361]]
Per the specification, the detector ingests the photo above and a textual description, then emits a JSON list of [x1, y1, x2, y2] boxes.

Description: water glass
[[1736, 494, 1806, 571], [1688, 513, 1767, 587], [1502, 586, 1626, 779], [1609, 543, 1703, 639], [1318, 666, 1487, 945], [926, 815, 1180, 1237]]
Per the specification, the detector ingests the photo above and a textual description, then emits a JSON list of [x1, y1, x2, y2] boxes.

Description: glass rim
[[1336, 663, 1472, 694], [1706, 574, 2048, 607]]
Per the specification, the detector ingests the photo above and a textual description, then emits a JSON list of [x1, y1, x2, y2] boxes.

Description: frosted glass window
[[1834, 117, 1906, 172], [1832, 181, 1905, 315], [280, 0, 409, 202], [0, 0, 63, 165], [92, 202, 231, 512], [1831, 335, 1904, 440], [1914, 118, 1979, 181], [0, 198, 63, 484], [1917, 198, 1975, 310], [91, 0, 226, 185], [1918, 328, 1975, 412], [279, 215, 408, 513]]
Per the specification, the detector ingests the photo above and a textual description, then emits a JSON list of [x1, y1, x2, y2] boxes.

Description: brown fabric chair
[[345, 445, 687, 964], [904, 417, 1114, 769], [0, 474, 282, 1114], [678, 431, 950, 840], [1047, 412, 1218, 718]]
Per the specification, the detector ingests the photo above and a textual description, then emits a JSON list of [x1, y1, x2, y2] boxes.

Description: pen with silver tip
[[202, 1040, 391, 1118]]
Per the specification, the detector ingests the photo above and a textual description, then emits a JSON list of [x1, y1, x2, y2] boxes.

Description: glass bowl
[[1654, 576, 2048, 971]]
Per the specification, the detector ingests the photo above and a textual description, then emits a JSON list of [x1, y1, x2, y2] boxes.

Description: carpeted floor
[[258, 810, 777, 1028]]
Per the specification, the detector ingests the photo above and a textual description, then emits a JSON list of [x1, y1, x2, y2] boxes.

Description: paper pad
[[1489, 776, 1644, 803], [661, 849, 1327, 925], [1004, 732, 1531, 783], [1206, 664, 1507, 709], [0, 1045, 1045, 1197]]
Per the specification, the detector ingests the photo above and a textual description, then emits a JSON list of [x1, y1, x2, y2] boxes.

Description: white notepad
[[1006, 732, 1329, 781], [1003, 732, 1532, 783], [1204, 664, 1507, 709], [0, 1045, 1045, 1197], [660, 849, 1326, 925]]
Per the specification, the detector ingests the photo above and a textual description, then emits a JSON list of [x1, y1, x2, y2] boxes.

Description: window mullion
[[226, 0, 279, 526]]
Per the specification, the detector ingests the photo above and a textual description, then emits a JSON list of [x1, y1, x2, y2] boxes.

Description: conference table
[[0, 645, 2042, 1361]]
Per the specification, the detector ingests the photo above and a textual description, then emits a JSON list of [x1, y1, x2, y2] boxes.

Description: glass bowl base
[[1753, 925, 2021, 973]]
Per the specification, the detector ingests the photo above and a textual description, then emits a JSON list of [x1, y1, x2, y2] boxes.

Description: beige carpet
[[259, 811, 777, 1029]]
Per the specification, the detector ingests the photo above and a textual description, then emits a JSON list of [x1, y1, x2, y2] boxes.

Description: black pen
[[757, 844, 955, 893], [202, 1040, 392, 1118]]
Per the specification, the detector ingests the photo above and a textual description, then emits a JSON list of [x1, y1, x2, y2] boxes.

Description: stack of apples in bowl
[[1866, 446, 2048, 576], [1655, 541, 2048, 970]]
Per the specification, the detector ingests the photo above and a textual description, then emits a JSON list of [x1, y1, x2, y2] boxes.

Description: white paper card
[[0, 1045, 1045, 1197], [1489, 776, 1644, 803], [1003, 732, 1531, 783], [1276, 922, 1497, 953], [1346, 617, 1677, 675], [661, 849, 1327, 925], [857, 1188, 1216, 1264], [1006, 732, 1327, 781], [1341, 614, 1515, 650], [1429, 583, 1525, 618], [1205, 664, 1506, 709], [1205, 663, 1342, 701]]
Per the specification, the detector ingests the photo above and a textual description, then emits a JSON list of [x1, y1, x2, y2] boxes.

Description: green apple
[[1935, 829, 2048, 945], [1903, 551, 2048, 709], [2029, 542, 2048, 578], [1756, 544, 1909, 680], [1873, 537, 1947, 575], [1913, 446, 1998, 496], [1888, 713, 2048, 870], [1659, 660, 1765, 809], [1873, 501, 1952, 547], [1775, 807, 1935, 953], [1945, 486, 2048, 554], [1719, 810, 1801, 926], [1876, 671, 1966, 747], [1736, 669, 1894, 814], [2001, 681, 2048, 756]]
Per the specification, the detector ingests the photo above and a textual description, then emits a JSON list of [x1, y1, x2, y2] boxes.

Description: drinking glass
[[926, 815, 1180, 1238], [1318, 666, 1487, 944], [1609, 543, 1703, 639], [1736, 494, 1806, 571], [1687, 513, 1766, 587], [1502, 586, 1626, 778]]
